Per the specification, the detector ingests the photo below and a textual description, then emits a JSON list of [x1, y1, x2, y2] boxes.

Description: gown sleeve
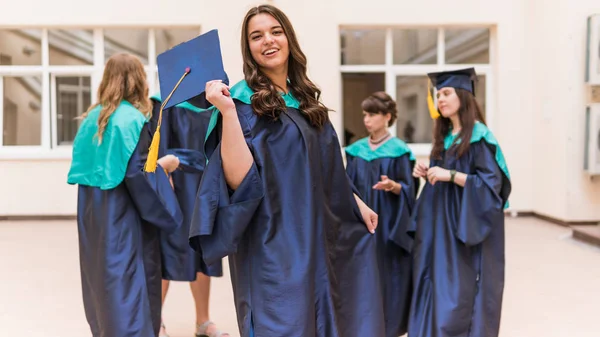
[[189, 111, 264, 265], [124, 121, 183, 234], [455, 140, 506, 246], [388, 154, 419, 252]]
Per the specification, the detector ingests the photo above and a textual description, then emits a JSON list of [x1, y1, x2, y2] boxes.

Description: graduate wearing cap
[[67, 53, 183, 337], [147, 95, 227, 337], [407, 68, 511, 337], [151, 4, 385, 337], [344, 91, 419, 337]]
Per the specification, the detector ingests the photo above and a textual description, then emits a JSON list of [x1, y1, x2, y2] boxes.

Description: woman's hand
[[413, 161, 429, 178], [205, 80, 236, 115], [372, 175, 401, 194], [157, 154, 180, 173], [354, 194, 378, 234], [427, 166, 451, 185]]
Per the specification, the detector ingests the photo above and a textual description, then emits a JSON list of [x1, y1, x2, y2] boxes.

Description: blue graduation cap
[[427, 67, 477, 95], [157, 29, 229, 110], [426, 67, 477, 119], [144, 29, 229, 173]]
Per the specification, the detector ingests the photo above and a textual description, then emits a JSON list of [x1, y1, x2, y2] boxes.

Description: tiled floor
[[1, 217, 599, 337]]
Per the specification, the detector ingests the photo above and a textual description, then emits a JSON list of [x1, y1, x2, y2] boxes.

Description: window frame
[[340, 26, 495, 157], [0, 27, 200, 159]]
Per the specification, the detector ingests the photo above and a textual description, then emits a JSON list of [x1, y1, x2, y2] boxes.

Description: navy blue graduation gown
[[150, 97, 223, 280], [72, 119, 183, 337], [407, 137, 511, 337], [189, 97, 385, 337], [345, 138, 419, 337]]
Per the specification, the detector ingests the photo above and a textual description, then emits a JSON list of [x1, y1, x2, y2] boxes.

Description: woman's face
[[247, 13, 290, 73], [436, 87, 460, 118], [363, 111, 390, 134]]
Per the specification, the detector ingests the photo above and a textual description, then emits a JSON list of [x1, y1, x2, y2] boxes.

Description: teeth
[[264, 49, 277, 55]]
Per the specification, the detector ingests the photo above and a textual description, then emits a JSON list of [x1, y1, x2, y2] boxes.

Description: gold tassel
[[427, 80, 440, 119], [144, 67, 191, 172]]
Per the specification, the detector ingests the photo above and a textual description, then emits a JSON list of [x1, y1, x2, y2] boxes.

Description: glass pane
[[444, 28, 490, 64], [475, 75, 487, 118], [155, 28, 200, 55], [55, 76, 91, 145], [49, 29, 94, 65], [342, 73, 385, 146], [3, 76, 43, 146], [396, 76, 432, 144], [0, 29, 42, 65], [104, 29, 149, 64], [393, 29, 438, 65], [340, 29, 386, 65]]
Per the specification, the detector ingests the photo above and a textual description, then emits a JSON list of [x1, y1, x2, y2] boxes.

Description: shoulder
[[345, 137, 369, 155], [230, 80, 253, 105], [387, 137, 414, 159], [470, 122, 498, 146], [106, 102, 148, 137]]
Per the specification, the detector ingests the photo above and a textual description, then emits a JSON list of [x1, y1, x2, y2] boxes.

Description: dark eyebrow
[[249, 25, 283, 36]]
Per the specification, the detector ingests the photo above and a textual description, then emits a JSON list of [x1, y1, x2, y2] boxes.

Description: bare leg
[[191, 273, 229, 336], [159, 280, 170, 336], [191, 273, 211, 327], [162, 279, 170, 304]]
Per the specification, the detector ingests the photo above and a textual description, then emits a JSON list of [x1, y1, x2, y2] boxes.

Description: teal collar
[[345, 137, 415, 162], [229, 80, 300, 109]]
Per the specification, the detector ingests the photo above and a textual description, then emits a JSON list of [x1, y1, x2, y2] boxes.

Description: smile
[[263, 48, 279, 56]]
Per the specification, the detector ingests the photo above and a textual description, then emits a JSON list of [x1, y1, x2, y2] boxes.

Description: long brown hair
[[80, 53, 151, 143], [430, 88, 486, 159], [361, 91, 397, 127], [241, 4, 329, 128]]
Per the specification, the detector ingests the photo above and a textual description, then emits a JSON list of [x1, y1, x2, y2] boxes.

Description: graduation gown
[[407, 122, 511, 337], [189, 81, 385, 337], [67, 101, 183, 337], [150, 96, 223, 280], [345, 137, 419, 337]]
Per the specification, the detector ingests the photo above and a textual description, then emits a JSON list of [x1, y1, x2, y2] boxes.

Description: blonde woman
[[67, 53, 183, 337]]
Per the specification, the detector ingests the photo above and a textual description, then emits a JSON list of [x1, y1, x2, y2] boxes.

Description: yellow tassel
[[144, 67, 191, 173], [144, 124, 161, 172], [427, 80, 440, 119]]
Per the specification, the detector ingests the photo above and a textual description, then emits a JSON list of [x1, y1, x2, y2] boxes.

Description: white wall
[[1, 0, 597, 222], [563, 1, 600, 221]]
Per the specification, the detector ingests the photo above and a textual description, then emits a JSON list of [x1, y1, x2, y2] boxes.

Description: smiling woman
[[188, 4, 386, 337], [240, 5, 329, 128]]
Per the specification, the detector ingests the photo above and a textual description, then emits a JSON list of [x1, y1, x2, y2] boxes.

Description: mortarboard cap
[[157, 29, 229, 110], [144, 29, 229, 173], [425, 67, 477, 119], [427, 67, 477, 95]]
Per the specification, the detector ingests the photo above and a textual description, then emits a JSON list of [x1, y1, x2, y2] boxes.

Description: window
[[340, 27, 493, 154], [0, 27, 200, 155]]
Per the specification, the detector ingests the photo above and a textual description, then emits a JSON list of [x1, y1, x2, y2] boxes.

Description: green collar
[[67, 101, 147, 190], [445, 122, 511, 208], [229, 80, 300, 109], [204, 80, 301, 144], [345, 137, 415, 162]]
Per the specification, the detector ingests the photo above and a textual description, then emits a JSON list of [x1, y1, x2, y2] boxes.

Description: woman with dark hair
[[408, 68, 511, 337], [189, 4, 385, 337], [345, 91, 419, 337]]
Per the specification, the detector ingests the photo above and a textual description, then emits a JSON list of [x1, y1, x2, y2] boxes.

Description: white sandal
[[196, 320, 230, 337], [159, 321, 170, 337]]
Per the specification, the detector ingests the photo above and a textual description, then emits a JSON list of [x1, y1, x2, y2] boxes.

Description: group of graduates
[[66, 4, 511, 337]]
